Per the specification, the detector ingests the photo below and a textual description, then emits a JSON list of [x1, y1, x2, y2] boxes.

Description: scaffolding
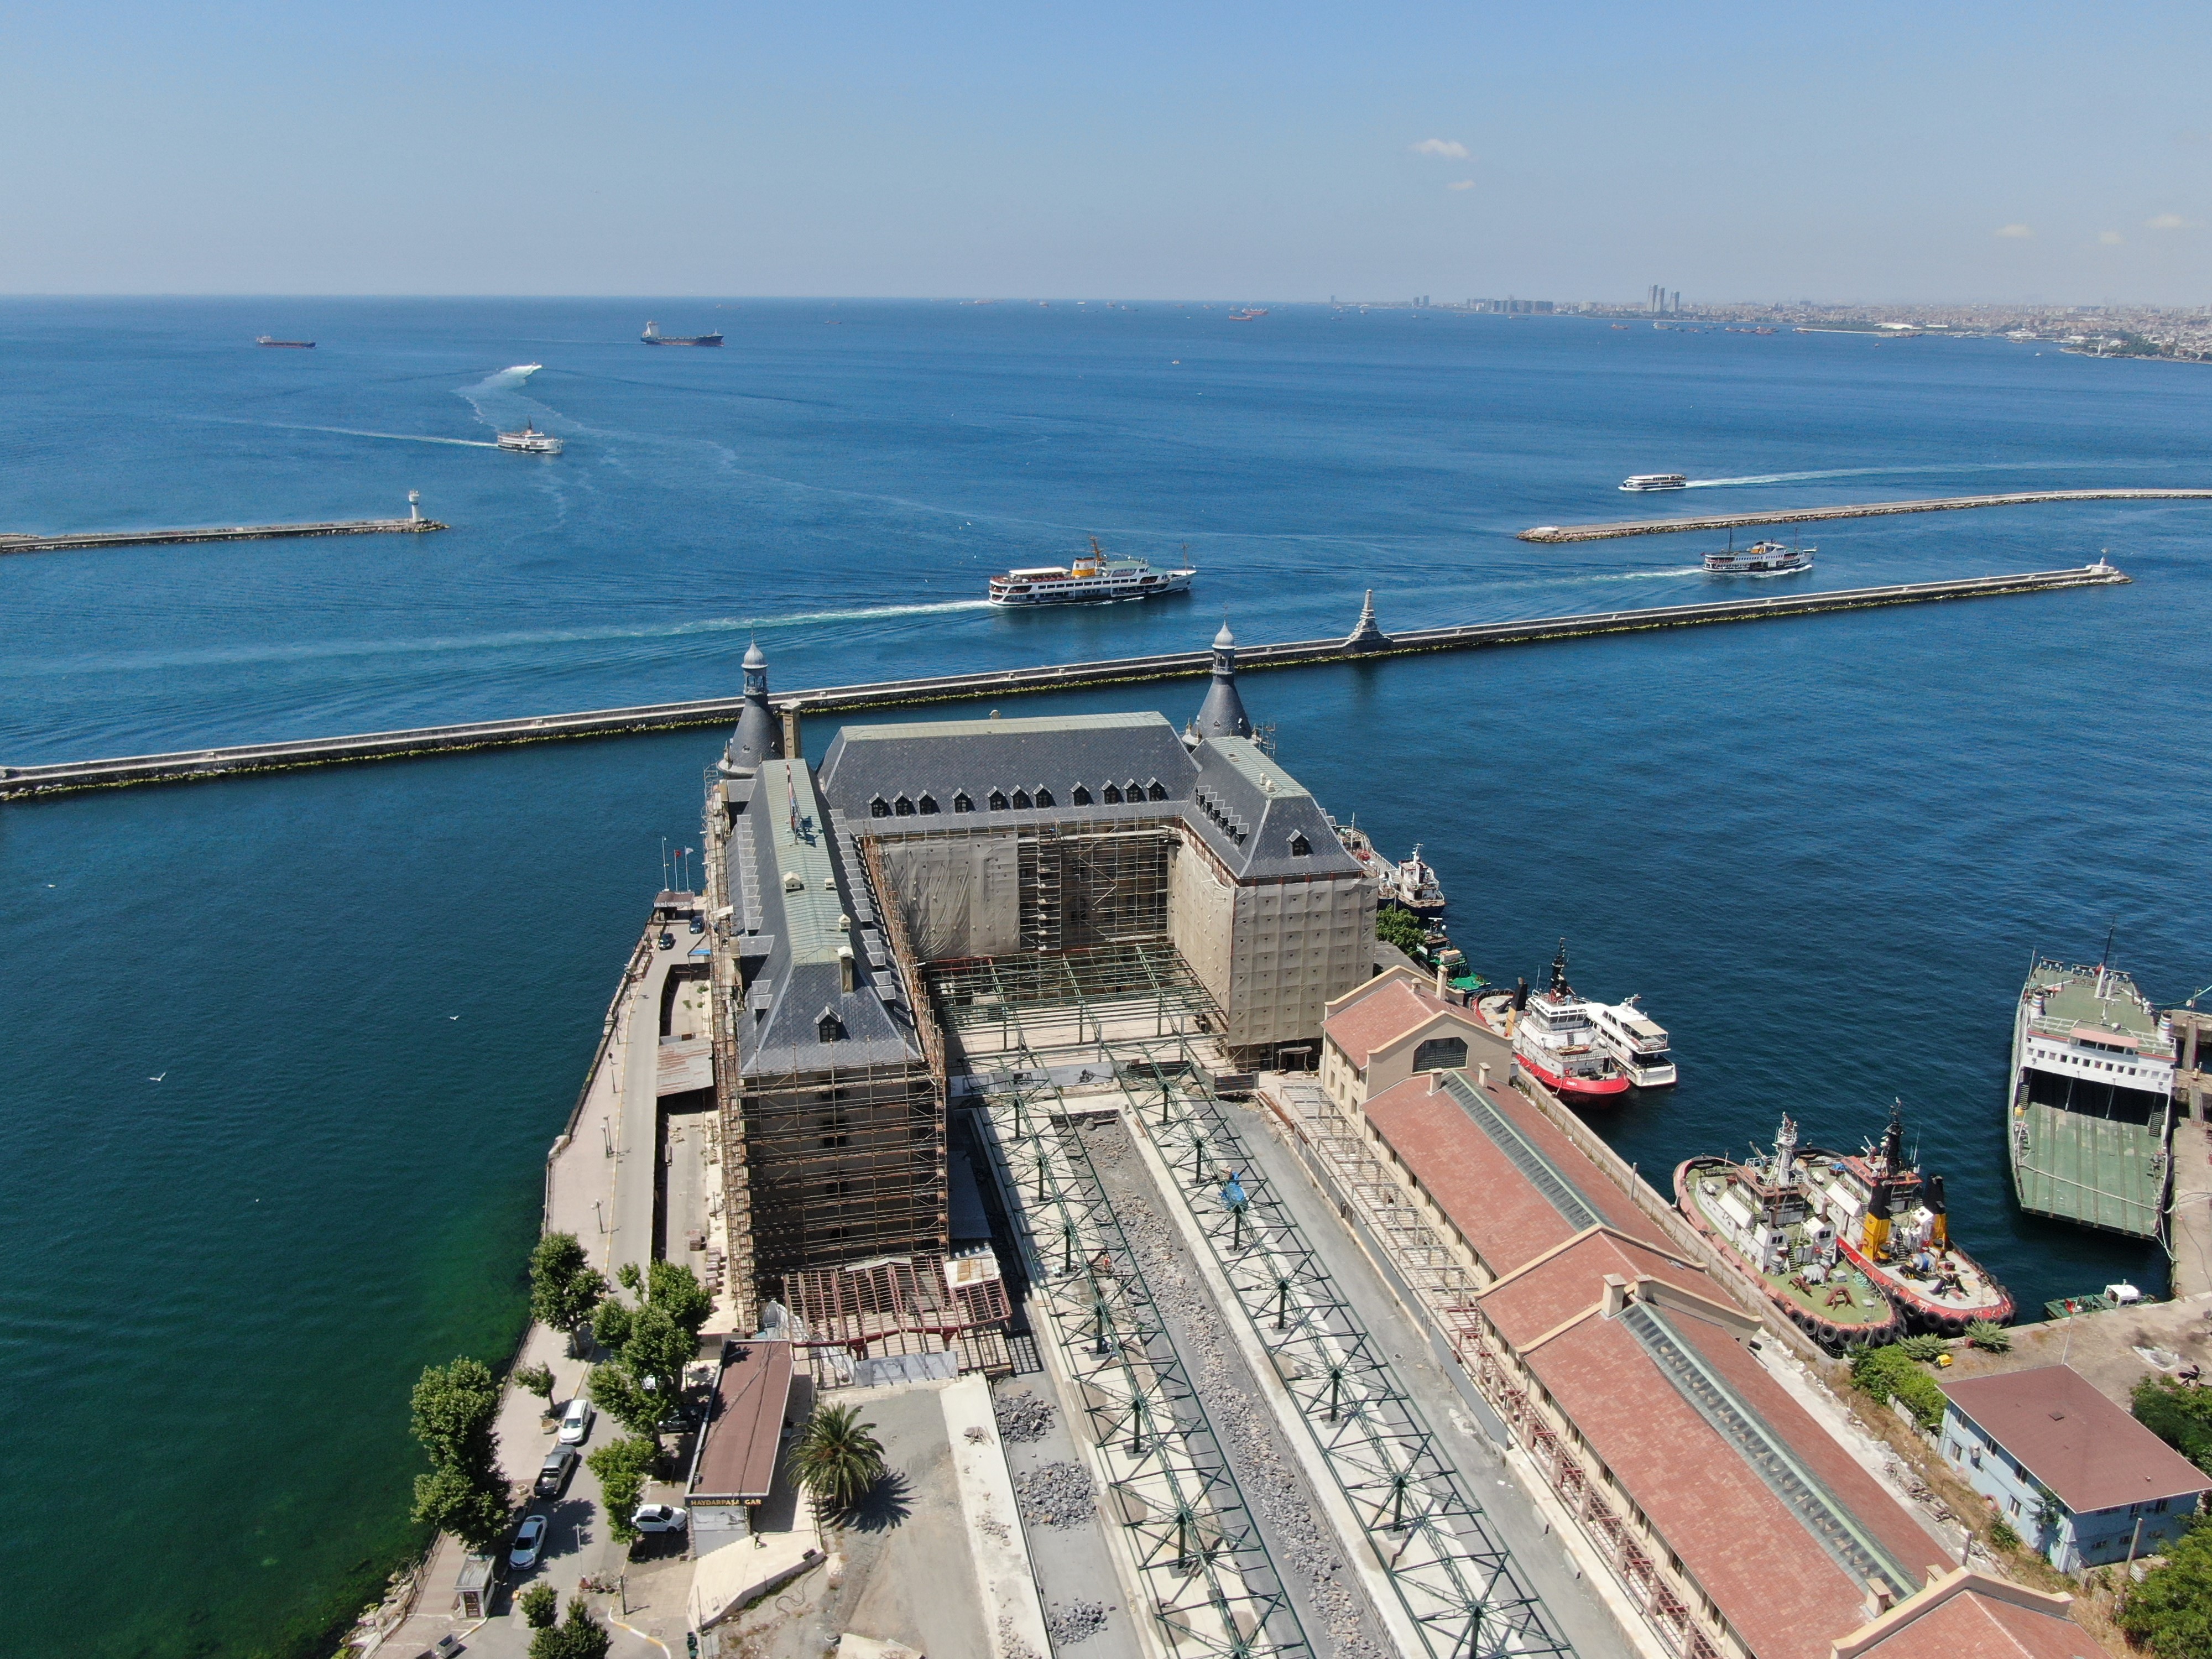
[[924, 940, 1226, 1065], [781, 1251, 1013, 1378]]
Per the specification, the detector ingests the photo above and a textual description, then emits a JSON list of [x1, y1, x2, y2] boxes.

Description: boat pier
[[0, 506, 447, 557], [1520, 488, 2212, 543], [1, 563, 2127, 802]]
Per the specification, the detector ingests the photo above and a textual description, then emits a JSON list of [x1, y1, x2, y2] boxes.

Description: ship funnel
[[1925, 1172, 1948, 1248], [1548, 938, 1571, 995], [1513, 977, 1530, 1013], [1881, 1101, 1906, 1173], [1863, 1178, 1893, 1259]]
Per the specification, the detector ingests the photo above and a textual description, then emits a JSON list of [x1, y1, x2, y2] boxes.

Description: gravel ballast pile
[[1045, 1600, 1110, 1646], [994, 1389, 1056, 1444], [1013, 1460, 1097, 1528]]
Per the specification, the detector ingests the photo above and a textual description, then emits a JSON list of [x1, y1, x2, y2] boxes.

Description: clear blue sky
[[3, 1, 2206, 302]]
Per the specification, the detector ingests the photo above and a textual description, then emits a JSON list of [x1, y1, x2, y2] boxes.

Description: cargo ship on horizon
[[641, 321, 724, 347]]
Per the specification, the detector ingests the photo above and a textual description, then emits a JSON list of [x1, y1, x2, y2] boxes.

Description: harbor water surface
[[3, 298, 2209, 1657]]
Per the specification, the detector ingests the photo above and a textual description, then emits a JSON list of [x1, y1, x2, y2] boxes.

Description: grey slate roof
[[724, 759, 922, 1077], [814, 713, 1360, 884]]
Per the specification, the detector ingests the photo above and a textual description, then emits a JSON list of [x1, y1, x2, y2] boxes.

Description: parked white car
[[558, 1396, 595, 1446], [632, 1504, 688, 1533]]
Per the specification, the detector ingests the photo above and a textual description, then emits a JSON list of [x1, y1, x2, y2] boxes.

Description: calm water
[[3, 298, 2208, 1655]]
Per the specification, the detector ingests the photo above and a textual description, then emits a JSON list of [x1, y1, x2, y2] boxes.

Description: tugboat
[[987, 539, 1196, 606], [1589, 996, 1677, 1088], [1798, 1103, 2015, 1335], [1676, 1117, 1899, 1352], [1486, 941, 1630, 1098], [495, 421, 564, 455], [1386, 845, 1447, 914]]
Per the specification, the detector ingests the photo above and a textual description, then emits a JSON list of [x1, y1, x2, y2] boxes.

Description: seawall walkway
[[0, 515, 447, 555], [1, 564, 2127, 802], [1519, 488, 2212, 542]]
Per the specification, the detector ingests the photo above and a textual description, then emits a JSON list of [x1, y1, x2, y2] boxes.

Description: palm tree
[[792, 1402, 886, 1509]]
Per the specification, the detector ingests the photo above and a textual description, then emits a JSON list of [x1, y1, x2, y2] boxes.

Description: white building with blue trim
[[1938, 1364, 2209, 1574]]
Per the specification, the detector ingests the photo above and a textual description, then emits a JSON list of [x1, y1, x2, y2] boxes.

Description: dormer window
[[1035, 788, 1055, 808], [1147, 780, 1168, 801], [1289, 833, 1311, 856], [919, 794, 939, 815], [953, 792, 973, 813], [894, 795, 915, 816], [1072, 785, 1092, 806], [869, 796, 891, 819], [1103, 784, 1122, 804], [989, 790, 1010, 812], [1124, 781, 1141, 802], [817, 1010, 844, 1043], [1011, 789, 1032, 810]]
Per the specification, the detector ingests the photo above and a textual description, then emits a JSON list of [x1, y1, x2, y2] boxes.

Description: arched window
[[869, 796, 891, 819], [817, 1011, 845, 1044], [893, 795, 915, 816], [1103, 784, 1122, 805], [918, 794, 939, 815], [953, 792, 974, 813], [1011, 789, 1032, 810], [1146, 780, 1168, 801], [1412, 1036, 1467, 1073], [1289, 833, 1311, 857], [1072, 785, 1092, 806], [988, 790, 1009, 812], [1035, 788, 1055, 808]]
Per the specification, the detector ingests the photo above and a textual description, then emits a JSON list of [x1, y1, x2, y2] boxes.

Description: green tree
[[515, 1363, 556, 1404], [530, 1233, 610, 1336], [1376, 907, 1428, 956], [2121, 1519, 2212, 1659], [411, 1463, 510, 1554], [645, 1259, 713, 1337], [410, 1357, 502, 1473], [1989, 1515, 2021, 1552], [2136, 1376, 2212, 1477], [1897, 1334, 1946, 1363], [624, 1302, 698, 1399], [793, 1403, 887, 1510], [529, 1597, 613, 1659], [1965, 1319, 2011, 1353], [518, 1582, 559, 1629], [1848, 1344, 1946, 1432], [588, 1436, 661, 1546], [588, 1361, 664, 1437], [591, 1296, 635, 1353]]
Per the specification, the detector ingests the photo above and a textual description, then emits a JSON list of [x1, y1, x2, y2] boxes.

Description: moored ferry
[[495, 421, 563, 455], [1589, 996, 1677, 1087], [987, 539, 1196, 607], [1484, 941, 1630, 1098], [1620, 473, 1688, 492], [1676, 1118, 1898, 1352], [1798, 1103, 2014, 1335], [1704, 539, 1813, 576], [2008, 955, 2176, 1239]]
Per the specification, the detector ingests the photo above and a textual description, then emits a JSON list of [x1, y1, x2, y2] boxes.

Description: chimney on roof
[[781, 707, 804, 760], [1602, 1274, 1632, 1317], [1863, 1577, 1897, 1619], [838, 945, 855, 992], [1429, 1068, 1445, 1094], [1478, 1062, 1491, 1091]]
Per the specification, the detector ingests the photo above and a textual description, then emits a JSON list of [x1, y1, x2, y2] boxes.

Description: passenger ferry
[[1620, 473, 1688, 492], [1704, 539, 1813, 576], [495, 421, 564, 455], [1482, 941, 1630, 1098], [2008, 955, 2177, 1240], [1589, 996, 1677, 1087], [1800, 1103, 2014, 1335], [987, 539, 1196, 607], [1676, 1118, 1899, 1353]]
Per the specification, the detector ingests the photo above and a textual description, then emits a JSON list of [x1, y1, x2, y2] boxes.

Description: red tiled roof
[[1940, 1365, 2212, 1513], [1841, 1584, 2087, 1659], [690, 1339, 795, 1502], [1361, 1073, 1669, 1275], [1322, 981, 1484, 1067]]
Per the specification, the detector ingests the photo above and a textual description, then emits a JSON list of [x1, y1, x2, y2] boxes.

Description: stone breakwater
[[1, 566, 2129, 802], [1518, 488, 2212, 542]]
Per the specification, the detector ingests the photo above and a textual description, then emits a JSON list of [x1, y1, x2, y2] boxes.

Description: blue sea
[[3, 298, 2208, 1656]]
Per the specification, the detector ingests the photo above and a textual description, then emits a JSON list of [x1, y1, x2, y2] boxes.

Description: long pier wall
[[0, 517, 447, 555], [0, 564, 2127, 801], [1519, 488, 2212, 543]]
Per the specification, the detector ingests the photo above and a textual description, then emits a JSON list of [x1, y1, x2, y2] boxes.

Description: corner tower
[[1187, 623, 1253, 745], [724, 641, 784, 775]]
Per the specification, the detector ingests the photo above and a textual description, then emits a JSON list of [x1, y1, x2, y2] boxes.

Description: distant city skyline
[[3, 1, 2206, 303]]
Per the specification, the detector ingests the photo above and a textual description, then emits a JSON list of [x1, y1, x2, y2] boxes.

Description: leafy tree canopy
[[530, 1233, 608, 1334], [411, 1463, 510, 1555], [646, 1259, 714, 1337], [1376, 907, 1427, 954], [588, 1360, 664, 1436], [2120, 1517, 2212, 1659], [2137, 1376, 2212, 1477], [1849, 1344, 1947, 1432], [529, 1597, 612, 1659], [518, 1581, 559, 1630], [588, 1435, 661, 1545], [591, 1297, 635, 1353], [514, 1363, 556, 1401], [411, 1357, 502, 1474], [624, 1302, 699, 1399]]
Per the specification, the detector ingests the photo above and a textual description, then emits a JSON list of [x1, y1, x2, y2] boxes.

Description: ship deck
[[2027, 962, 2164, 1040], [2013, 1102, 2167, 1238], [1681, 1170, 1892, 1330]]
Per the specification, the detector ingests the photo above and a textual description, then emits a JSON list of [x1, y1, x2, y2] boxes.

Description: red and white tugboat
[[1497, 941, 1631, 1098], [1799, 1103, 2014, 1337]]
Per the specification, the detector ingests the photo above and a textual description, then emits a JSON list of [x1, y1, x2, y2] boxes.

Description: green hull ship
[[2007, 957, 2177, 1240]]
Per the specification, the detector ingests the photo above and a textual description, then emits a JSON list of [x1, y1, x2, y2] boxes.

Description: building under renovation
[[700, 627, 1376, 1313]]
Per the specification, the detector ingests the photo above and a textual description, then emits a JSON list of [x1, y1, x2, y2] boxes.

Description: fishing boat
[[2007, 953, 2177, 1239], [495, 421, 563, 455], [987, 539, 1195, 607], [640, 321, 724, 347], [1589, 996, 1677, 1088], [1386, 845, 1447, 914], [1676, 1118, 1899, 1352], [1704, 538, 1813, 576], [1491, 941, 1630, 1098], [1797, 1103, 2015, 1335]]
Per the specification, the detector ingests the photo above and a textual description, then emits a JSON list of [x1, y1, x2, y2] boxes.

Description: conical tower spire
[[724, 638, 785, 775], [1187, 621, 1253, 745], [1343, 589, 1391, 652]]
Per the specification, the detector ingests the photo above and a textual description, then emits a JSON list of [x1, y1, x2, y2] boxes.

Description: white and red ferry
[[1484, 941, 1630, 1098]]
